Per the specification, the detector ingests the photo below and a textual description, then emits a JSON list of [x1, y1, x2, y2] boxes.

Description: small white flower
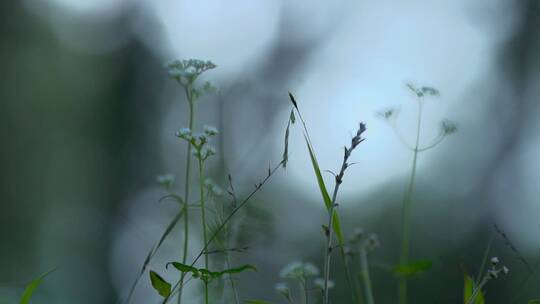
[[203, 125, 219, 136], [440, 119, 458, 135], [156, 174, 175, 188], [204, 179, 223, 196], [490, 257, 500, 266], [314, 278, 334, 289], [175, 128, 192, 140], [280, 261, 319, 279], [275, 282, 289, 294], [502, 266, 509, 275]]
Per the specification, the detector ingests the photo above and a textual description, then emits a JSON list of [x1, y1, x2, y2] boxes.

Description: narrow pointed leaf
[[167, 262, 199, 276], [304, 135, 344, 245], [464, 273, 484, 304], [393, 260, 432, 277], [149, 271, 171, 298], [218, 264, 257, 276], [19, 269, 55, 304]]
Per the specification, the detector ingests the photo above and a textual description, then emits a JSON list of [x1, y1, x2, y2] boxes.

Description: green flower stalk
[[166, 59, 216, 304], [378, 83, 457, 304], [177, 126, 218, 304]]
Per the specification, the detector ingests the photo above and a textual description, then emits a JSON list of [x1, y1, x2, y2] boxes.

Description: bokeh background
[[2, 0, 540, 303]]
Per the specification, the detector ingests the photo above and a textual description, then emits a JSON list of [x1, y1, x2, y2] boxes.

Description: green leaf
[[168, 262, 199, 275], [245, 300, 272, 304], [528, 300, 540, 304], [19, 269, 55, 304], [464, 273, 484, 304], [217, 264, 257, 276], [149, 271, 171, 298], [393, 260, 432, 277], [304, 135, 344, 246]]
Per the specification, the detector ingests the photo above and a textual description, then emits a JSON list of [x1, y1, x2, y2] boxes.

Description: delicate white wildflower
[[406, 83, 440, 98], [156, 174, 175, 188], [440, 119, 458, 135], [204, 179, 223, 196], [203, 146, 216, 159], [353, 228, 365, 239], [280, 261, 320, 280], [490, 257, 500, 266], [376, 108, 399, 121], [203, 125, 219, 136], [275, 282, 289, 295], [175, 128, 192, 140], [502, 266, 509, 275], [165, 59, 216, 82], [421, 86, 440, 97], [367, 233, 380, 250], [314, 278, 334, 289]]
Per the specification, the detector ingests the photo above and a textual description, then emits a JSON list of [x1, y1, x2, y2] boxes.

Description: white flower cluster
[[156, 174, 175, 189], [279, 261, 320, 280], [175, 126, 219, 162], [165, 59, 216, 81]]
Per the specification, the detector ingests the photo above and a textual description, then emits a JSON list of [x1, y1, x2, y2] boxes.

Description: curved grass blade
[[304, 135, 344, 245], [464, 273, 485, 304], [19, 269, 55, 304]]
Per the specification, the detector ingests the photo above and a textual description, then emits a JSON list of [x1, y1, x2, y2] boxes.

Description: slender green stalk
[[178, 85, 195, 304], [344, 257, 362, 304], [476, 233, 495, 285], [198, 158, 209, 304], [323, 183, 341, 304], [398, 100, 423, 304], [359, 249, 374, 304], [164, 161, 285, 304], [225, 257, 240, 304], [301, 280, 309, 304]]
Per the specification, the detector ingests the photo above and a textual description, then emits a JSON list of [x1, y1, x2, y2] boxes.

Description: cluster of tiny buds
[[175, 126, 219, 161], [204, 179, 224, 196], [165, 59, 216, 80], [156, 173, 175, 189], [487, 257, 509, 279], [345, 228, 380, 255], [440, 119, 458, 135], [377, 107, 400, 121], [406, 83, 440, 98]]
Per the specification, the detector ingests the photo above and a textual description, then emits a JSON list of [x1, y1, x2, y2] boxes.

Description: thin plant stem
[[476, 232, 495, 285], [301, 280, 309, 304], [343, 257, 361, 304], [164, 161, 285, 304], [178, 84, 196, 304], [225, 257, 240, 304], [323, 124, 365, 304], [198, 158, 209, 304], [398, 99, 423, 304], [323, 183, 341, 304], [359, 249, 375, 304]]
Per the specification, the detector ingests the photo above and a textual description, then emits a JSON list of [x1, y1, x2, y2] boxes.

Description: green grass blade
[[19, 269, 55, 304], [464, 273, 484, 304], [303, 135, 344, 245]]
